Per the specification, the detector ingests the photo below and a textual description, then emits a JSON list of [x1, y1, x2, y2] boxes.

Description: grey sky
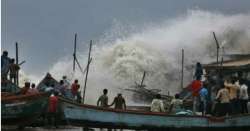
[[2, 0, 250, 76]]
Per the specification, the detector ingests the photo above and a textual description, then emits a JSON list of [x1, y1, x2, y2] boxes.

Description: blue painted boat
[[59, 98, 250, 130]]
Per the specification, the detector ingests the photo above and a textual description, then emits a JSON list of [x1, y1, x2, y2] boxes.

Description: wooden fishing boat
[[1, 92, 49, 125], [59, 97, 250, 130]]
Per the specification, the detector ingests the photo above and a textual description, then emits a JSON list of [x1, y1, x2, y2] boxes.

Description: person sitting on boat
[[150, 94, 165, 112], [97, 89, 109, 108], [9, 58, 20, 84], [27, 83, 39, 94], [110, 93, 126, 110], [216, 82, 231, 117], [1, 50, 11, 81], [47, 91, 59, 128], [169, 94, 183, 114], [199, 83, 208, 116], [20, 82, 30, 95]]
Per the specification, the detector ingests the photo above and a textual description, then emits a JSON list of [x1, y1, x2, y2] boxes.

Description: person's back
[[170, 99, 183, 114], [98, 94, 108, 107], [239, 84, 249, 100], [27, 83, 39, 94], [48, 94, 58, 113], [151, 94, 165, 112], [114, 96, 125, 109], [9, 61, 19, 77], [216, 88, 230, 103], [110, 94, 126, 110], [239, 80, 249, 114], [71, 79, 79, 96], [97, 89, 109, 108], [191, 80, 202, 97], [216, 84, 231, 116], [199, 87, 208, 102], [62, 76, 70, 89], [20, 82, 30, 95]]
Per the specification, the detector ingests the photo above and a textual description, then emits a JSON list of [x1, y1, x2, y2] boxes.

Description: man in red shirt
[[47, 92, 59, 128], [71, 79, 82, 103], [71, 79, 80, 99], [191, 79, 202, 114]]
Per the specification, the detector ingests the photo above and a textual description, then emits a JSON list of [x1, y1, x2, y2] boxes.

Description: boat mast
[[82, 40, 92, 103], [140, 71, 146, 87], [181, 49, 184, 89], [213, 32, 220, 69], [73, 33, 77, 72], [15, 42, 19, 86]]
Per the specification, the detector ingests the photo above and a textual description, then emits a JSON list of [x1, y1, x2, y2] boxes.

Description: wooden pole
[[15, 42, 19, 86], [181, 49, 184, 89], [73, 33, 77, 72], [212, 32, 220, 67], [82, 40, 92, 103], [140, 71, 146, 87]]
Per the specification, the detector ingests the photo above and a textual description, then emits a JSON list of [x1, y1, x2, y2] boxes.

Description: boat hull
[[60, 98, 250, 129], [1, 93, 48, 125]]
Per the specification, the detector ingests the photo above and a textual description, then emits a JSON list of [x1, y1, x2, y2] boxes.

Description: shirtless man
[[97, 89, 109, 108]]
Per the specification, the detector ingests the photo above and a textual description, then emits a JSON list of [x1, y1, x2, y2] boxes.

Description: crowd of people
[[149, 62, 249, 117]]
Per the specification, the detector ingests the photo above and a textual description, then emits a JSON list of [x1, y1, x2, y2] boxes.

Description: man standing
[[216, 83, 231, 116], [194, 62, 203, 80], [224, 79, 240, 114], [239, 79, 249, 114], [191, 79, 202, 114], [47, 92, 59, 128], [110, 93, 126, 110], [151, 94, 165, 112], [199, 83, 208, 116], [1, 51, 11, 80], [71, 79, 80, 99], [62, 76, 70, 89], [9, 59, 20, 84], [97, 89, 109, 108]]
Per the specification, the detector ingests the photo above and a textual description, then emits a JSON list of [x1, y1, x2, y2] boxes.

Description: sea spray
[[22, 10, 250, 105]]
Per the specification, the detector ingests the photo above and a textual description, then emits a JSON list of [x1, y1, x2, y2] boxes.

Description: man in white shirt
[[151, 94, 165, 112], [62, 76, 70, 89], [239, 79, 249, 114]]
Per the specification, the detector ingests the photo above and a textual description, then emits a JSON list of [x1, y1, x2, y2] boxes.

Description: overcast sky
[[2, 0, 250, 76]]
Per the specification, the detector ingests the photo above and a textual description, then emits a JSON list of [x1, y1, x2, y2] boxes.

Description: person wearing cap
[[110, 93, 126, 110], [151, 94, 165, 112]]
